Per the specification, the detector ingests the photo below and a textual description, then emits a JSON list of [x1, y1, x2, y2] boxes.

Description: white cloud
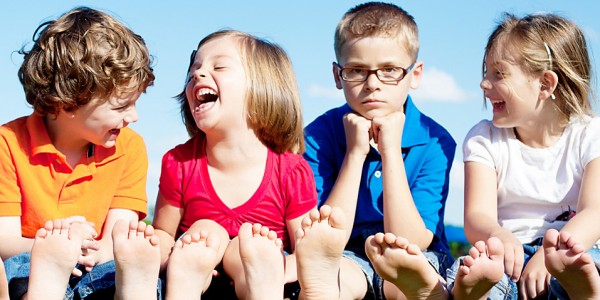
[[307, 84, 345, 102], [445, 160, 465, 226], [411, 67, 472, 102]]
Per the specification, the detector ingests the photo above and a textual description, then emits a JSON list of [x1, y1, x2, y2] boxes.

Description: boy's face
[[334, 36, 422, 120], [69, 91, 141, 148]]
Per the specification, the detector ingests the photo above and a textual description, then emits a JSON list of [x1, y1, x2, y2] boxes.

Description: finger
[[504, 247, 515, 280], [71, 268, 83, 277]]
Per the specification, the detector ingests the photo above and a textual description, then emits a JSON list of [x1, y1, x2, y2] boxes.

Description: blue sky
[[1, 1, 599, 226]]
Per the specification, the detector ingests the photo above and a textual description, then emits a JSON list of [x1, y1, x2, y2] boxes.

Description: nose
[[124, 106, 138, 124], [191, 69, 207, 82], [364, 72, 381, 91], [480, 77, 492, 91]]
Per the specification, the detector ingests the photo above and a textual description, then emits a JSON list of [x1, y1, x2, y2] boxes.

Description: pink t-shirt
[[159, 136, 317, 250]]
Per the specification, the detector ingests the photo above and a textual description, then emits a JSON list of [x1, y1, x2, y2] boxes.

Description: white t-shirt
[[463, 116, 600, 244]]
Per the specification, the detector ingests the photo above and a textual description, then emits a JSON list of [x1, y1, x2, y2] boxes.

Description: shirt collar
[[26, 113, 121, 163], [402, 95, 429, 148]]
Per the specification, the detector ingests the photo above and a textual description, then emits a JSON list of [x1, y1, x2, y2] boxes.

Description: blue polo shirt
[[303, 96, 456, 254]]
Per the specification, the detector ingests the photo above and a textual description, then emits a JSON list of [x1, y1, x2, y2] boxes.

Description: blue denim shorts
[[3, 252, 164, 299], [343, 240, 453, 300], [446, 239, 600, 300]]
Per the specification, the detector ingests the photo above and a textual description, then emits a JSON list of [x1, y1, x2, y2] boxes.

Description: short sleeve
[[159, 149, 185, 208], [111, 131, 149, 219], [463, 120, 497, 169], [580, 117, 600, 167], [0, 128, 22, 216], [284, 157, 318, 220]]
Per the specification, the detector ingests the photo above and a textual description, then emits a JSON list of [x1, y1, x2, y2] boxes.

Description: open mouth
[[194, 88, 219, 111]]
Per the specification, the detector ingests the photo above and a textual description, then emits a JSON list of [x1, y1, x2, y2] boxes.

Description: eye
[[348, 68, 366, 75], [381, 67, 400, 74]]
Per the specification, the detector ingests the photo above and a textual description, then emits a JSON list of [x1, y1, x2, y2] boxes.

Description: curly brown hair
[[18, 7, 155, 116]]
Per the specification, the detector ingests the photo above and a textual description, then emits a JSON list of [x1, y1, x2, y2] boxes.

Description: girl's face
[[480, 48, 544, 129], [185, 36, 247, 134]]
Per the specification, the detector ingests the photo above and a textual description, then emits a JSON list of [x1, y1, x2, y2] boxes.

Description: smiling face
[[184, 36, 247, 135], [334, 36, 422, 120], [480, 47, 545, 129], [68, 90, 141, 148]]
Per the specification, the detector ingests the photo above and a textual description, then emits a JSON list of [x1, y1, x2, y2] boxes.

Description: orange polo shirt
[[0, 114, 148, 238]]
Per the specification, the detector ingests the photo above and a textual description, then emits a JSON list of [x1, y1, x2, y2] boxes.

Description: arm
[[0, 216, 33, 260], [151, 193, 182, 272], [373, 111, 432, 249], [319, 113, 371, 242], [464, 161, 523, 281], [561, 157, 600, 247]]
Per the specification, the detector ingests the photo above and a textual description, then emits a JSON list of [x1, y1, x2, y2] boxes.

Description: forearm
[[321, 152, 365, 241], [0, 236, 34, 260], [464, 212, 508, 244], [284, 253, 298, 283], [381, 150, 430, 248], [561, 208, 600, 249]]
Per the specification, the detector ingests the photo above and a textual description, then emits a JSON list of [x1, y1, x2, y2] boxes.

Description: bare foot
[[543, 229, 600, 299], [451, 237, 504, 300], [166, 230, 221, 300], [238, 223, 285, 300], [0, 258, 8, 300], [28, 219, 85, 300], [113, 220, 160, 300], [365, 232, 447, 300], [296, 205, 346, 300]]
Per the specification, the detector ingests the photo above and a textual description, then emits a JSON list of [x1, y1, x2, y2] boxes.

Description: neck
[[204, 128, 267, 170], [514, 114, 569, 148]]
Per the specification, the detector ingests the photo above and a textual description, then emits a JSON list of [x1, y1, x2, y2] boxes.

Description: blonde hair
[[19, 7, 154, 116], [484, 13, 593, 118], [334, 2, 419, 62], [177, 30, 304, 154]]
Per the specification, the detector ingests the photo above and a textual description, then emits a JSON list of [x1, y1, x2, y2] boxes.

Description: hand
[[371, 111, 405, 155], [494, 230, 524, 282], [518, 251, 550, 299], [343, 112, 372, 157]]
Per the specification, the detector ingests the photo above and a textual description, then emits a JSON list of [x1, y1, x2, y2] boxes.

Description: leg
[[450, 237, 504, 300], [365, 232, 448, 300], [166, 220, 226, 300], [113, 220, 161, 300], [543, 229, 600, 299], [237, 223, 285, 300], [27, 219, 84, 300], [296, 205, 347, 300]]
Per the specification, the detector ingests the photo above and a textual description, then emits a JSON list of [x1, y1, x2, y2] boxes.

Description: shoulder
[[115, 127, 146, 152], [0, 116, 29, 140], [305, 104, 350, 135], [163, 135, 203, 162], [274, 151, 310, 172]]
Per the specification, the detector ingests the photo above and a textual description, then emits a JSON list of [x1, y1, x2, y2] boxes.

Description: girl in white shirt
[[448, 12, 600, 300]]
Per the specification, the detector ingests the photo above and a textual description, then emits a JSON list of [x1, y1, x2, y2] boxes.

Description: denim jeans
[[343, 235, 453, 300], [3, 252, 164, 299], [446, 239, 600, 300]]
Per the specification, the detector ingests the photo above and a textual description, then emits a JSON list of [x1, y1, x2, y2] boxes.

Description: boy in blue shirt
[[297, 2, 456, 299]]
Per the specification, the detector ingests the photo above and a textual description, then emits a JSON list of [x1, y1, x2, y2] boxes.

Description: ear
[[539, 70, 558, 100], [409, 61, 424, 90], [332, 62, 343, 90]]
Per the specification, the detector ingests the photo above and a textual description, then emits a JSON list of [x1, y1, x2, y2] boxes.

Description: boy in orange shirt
[[0, 7, 156, 299]]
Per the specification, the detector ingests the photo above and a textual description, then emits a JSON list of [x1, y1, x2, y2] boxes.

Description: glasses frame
[[334, 62, 415, 83]]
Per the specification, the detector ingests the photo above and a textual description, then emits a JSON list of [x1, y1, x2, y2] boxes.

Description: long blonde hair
[[484, 13, 593, 118]]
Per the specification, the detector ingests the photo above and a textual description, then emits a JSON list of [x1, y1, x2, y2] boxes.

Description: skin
[[318, 34, 448, 299], [0, 92, 142, 274], [465, 45, 600, 299], [152, 35, 309, 298]]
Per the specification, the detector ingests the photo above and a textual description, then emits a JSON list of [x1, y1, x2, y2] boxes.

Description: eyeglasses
[[334, 62, 415, 83]]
